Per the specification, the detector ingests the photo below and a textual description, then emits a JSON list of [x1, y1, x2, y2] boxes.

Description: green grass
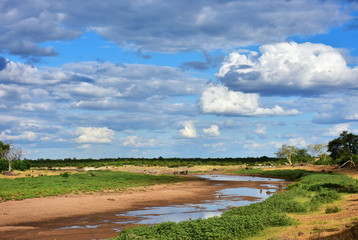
[[113, 170, 358, 240], [0, 171, 193, 200], [234, 168, 315, 180]]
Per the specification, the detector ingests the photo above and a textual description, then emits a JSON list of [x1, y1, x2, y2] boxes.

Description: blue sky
[[1, 0, 358, 159]]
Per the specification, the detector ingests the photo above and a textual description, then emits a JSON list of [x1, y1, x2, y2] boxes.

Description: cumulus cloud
[[0, 57, 70, 85], [203, 125, 220, 137], [0, 0, 352, 56], [0, 130, 38, 141], [122, 136, 156, 147], [324, 124, 350, 137], [75, 127, 114, 143], [217, 42, 358, 95], [199, 85, 300, 116], [180, 121, 198, 138]]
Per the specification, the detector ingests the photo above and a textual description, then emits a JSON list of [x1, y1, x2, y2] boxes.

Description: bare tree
[[307, 143, 328, 161], [5, 145, 22, 172]]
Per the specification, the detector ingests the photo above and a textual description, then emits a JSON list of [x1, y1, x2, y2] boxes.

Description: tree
[[307, 144, 326, 157], [6, 146, 22, 171], [275, 145, 298, 165], [0, 141, 10, 159], [292, 148, 312, 163], [328, 131, 358, 164], [0, 141, 22, 172], [307, 143, 328, 162]]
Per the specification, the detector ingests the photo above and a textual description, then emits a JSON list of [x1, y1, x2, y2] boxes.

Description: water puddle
[[51, 175, 287, 236]]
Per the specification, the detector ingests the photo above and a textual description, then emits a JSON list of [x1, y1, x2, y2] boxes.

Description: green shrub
[[0, 159, 31, 171], [311, 190, 340, 204], [0, 158, 7, 171], [12, 160, 31, 171], [325, 206, 341, 214], [60, 172, 70, 178], [117, 215, 267, 240]]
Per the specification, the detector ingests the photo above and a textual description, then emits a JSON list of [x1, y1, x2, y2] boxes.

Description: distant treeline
[[27, 156, 282, 168]]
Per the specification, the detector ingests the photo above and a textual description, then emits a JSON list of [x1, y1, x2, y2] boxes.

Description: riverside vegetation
[[0, 170, 192, 200], [113, 169, 358, 240]]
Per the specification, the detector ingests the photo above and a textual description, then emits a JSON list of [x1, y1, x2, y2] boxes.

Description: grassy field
[[114, 170, 358, 240], [0, 170, 193, 201]]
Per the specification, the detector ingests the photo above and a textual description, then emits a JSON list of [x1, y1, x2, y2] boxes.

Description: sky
[[1, 0, 358, 159]]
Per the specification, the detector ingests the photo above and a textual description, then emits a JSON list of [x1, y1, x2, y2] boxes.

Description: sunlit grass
[[0, 170, 193, 200]]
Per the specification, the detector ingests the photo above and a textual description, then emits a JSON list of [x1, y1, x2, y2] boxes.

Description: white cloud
[[203, 142, 225, 148], [324, 124, 350, 137], [122, 136, 156, 147], [217, 42, 358, 95], [0, 130, 38, 141], [203, 125, 220, 137], [254, 126, 266, 136], [75, 127, 114, 143], [77, 144, 91, 149], [243, 141, 265, 150], [200, 85, 300, 116], [180, 121, 198, 138], [0, 57, 67, 84], [287, 137, 307, 147], [16, 102, 53, 111]]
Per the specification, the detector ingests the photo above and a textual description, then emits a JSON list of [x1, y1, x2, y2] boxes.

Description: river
[[5, 174, 288, 240]]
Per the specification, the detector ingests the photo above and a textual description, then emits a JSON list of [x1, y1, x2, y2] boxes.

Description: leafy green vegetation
[[0, 158, 31, 171], [328, 131, 358, 164], [114, 170, 358, 240], [0, 170, 192, 200], [325, 206, 341, 214], [234, 168, 315, 180], [26, 157, 281, 169]]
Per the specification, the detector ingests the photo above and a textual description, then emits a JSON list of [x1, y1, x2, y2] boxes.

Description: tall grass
[[114, 170, 358, 240], [0, 171, 192, 200]]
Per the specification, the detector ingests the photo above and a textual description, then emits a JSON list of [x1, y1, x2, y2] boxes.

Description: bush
[[0, 159, 31, 171], [12, 160, 31, 171], [0, 158, 7, 171], [325, 206, 341, 214], [60, 172, 70, 178], [313, 155, 335, 165]]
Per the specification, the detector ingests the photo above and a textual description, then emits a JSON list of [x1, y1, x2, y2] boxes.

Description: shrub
[[1, 159, 31, 171], [325, 206, 341, 214], [311, 190, 340, 204], [60, 172, 70, 178], [0, 158, 7, 171], [12, 160, 31, 171]]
